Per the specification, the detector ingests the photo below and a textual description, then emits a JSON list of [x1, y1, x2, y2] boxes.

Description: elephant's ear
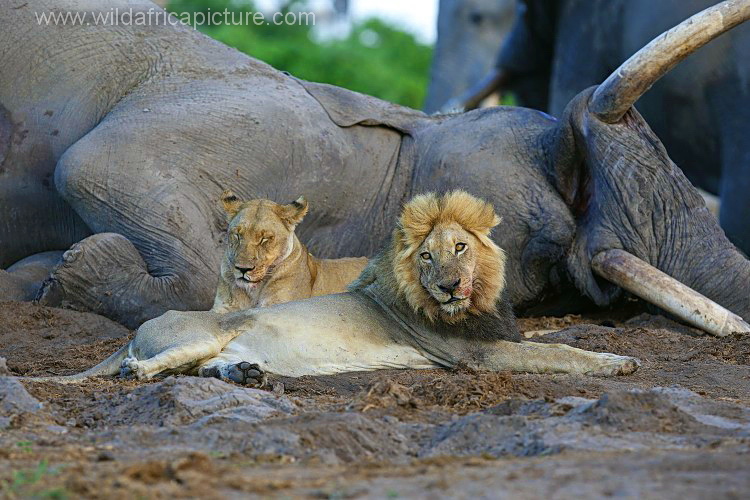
[[297, 80, 432, 136], [0, 103, 11, 169]]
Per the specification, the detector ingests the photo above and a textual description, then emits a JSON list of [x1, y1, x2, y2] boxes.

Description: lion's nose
[[438, 279, 461, 294], [236, 265, 255, 274]]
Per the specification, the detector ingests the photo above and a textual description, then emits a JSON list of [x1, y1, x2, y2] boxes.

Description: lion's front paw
[[587, 353, 641, 377], [224, 362, 267, 387], [120, 357, 148, 380]]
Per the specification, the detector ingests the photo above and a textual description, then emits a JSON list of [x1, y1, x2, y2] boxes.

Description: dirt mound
[[93, 376, 296, 427], [0, 301, 131, 376], [0, 376, 50, 429], [540, 316, 750, 366], [350, 369, 514, 416], [424, 387, 750, 459], [572, 389, 713, 433]]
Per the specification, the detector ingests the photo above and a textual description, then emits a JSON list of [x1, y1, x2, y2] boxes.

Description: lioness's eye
[[420, 252, 432, 261], [455, 243, 467, 253], [232, 233, 240, 242], [260, 238, 268, 245]]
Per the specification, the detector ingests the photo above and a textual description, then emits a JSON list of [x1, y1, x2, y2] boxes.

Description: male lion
[[212, 191, 368, 312], [47, 191, 639, 384]]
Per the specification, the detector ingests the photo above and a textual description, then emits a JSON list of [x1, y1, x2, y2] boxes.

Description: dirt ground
[[1, 301, 749, 499]]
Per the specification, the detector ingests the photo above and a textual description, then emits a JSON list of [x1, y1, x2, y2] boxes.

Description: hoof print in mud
[[226, 362, 267, 388]]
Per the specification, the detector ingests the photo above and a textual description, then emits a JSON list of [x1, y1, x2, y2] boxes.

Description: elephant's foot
[[1, 251, 64, 302], [200, 361, 267, 387], [36, 233, 199, 328]]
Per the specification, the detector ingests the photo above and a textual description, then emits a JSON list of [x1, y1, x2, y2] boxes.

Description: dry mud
[[1, 301, 749, 498]]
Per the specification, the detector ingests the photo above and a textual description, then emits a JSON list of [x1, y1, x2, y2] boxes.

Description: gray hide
[[424, 0, 514, 113]]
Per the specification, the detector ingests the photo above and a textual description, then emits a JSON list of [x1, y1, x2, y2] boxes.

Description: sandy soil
[[1, 301, 749, 499]]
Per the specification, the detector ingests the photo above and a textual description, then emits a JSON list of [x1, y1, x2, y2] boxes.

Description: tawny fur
[[36, 190, 639, 384], [386, 191, 507, 323], [212, 191, 367, 312]]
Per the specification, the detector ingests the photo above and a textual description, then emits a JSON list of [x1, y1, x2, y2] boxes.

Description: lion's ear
[[279, 196, 309, 226], [220, 190, 242, 218]]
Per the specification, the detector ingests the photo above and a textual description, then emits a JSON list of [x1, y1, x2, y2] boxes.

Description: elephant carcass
[[0, 0, 748, 333], [492, 0, 750, 255]]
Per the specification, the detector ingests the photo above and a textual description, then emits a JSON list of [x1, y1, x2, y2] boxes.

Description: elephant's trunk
[[590, 0, 750, 123]]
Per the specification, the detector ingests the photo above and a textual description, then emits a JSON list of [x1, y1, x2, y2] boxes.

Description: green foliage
[[0, 460, 69, 499], [166, 0, 433, 108]]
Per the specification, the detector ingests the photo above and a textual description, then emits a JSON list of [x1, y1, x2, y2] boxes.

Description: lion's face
[[220, 191, 308, 290], [416, 223, 479, 316], [393, 191, 506, 324]]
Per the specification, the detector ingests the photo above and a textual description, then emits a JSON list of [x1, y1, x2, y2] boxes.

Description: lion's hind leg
[[481, 340, 640, 376], [120, 341, 224, 380]]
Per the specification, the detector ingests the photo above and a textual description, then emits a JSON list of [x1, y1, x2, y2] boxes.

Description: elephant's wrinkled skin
[[1, 0, 748, 329], [424, 0, 514, 113], [496, 0, 750, 254]]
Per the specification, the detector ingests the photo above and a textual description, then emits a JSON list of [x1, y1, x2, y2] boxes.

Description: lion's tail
[[24, 342, 131, 384]]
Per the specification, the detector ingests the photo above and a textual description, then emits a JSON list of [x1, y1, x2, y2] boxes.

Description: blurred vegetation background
[[166, 0, 433, 109]]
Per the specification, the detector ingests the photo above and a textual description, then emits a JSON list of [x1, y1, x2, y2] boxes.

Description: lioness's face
[[417, 222, 479, 316], [221, 193, 308, 289]]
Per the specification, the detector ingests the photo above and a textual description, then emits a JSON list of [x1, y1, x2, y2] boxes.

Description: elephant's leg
[[1, 251, 64, 301], [476, 340, 640, 376], [37, 233, 187, 327], [38, 125, 224, 328]]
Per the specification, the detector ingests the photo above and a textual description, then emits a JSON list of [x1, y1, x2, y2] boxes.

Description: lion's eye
[[455, 243, 467, 253], [232, 233, 241, 242], [420, 252, 432, 261], [260, 238, 268, 245]]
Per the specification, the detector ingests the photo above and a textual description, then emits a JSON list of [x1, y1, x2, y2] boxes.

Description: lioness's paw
[[225, 362, 267, 387], [587, 353, 641, 377], [198, 365, 221, 379]]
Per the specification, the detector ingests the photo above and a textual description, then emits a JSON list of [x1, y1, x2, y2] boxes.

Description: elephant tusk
[[590, 0, 750, 123], [591, 249, 750, 337]]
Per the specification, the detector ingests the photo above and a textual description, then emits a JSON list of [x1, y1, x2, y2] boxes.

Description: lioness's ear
[[279, 196, 309, 226], [220, 190, 242, 218]]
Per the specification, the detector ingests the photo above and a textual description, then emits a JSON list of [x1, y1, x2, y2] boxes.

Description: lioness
[[48, 191, 639, 384], [212, 191, 368, 312]]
